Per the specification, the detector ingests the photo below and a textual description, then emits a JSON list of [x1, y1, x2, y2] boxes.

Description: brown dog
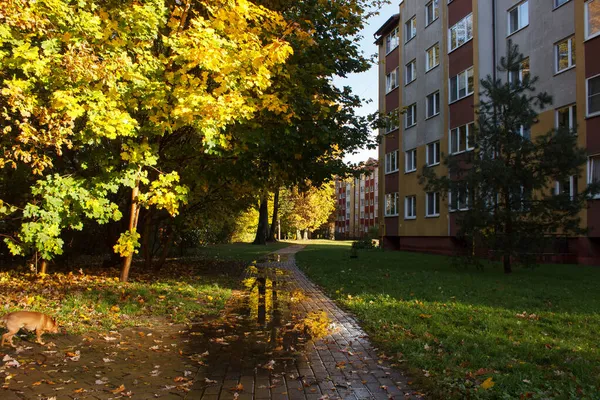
[[1, 311, 59, 347]]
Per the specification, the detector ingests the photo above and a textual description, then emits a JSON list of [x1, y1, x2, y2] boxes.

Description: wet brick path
[[187, 245, 423, 400], [0, 245, 423, 399]]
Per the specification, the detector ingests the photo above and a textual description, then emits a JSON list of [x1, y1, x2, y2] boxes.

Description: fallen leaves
[[481, 377, 495, 390]]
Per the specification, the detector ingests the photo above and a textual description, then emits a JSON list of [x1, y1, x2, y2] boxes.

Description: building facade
[[376, 0, 600, 263], [335, 158, 379, 238]]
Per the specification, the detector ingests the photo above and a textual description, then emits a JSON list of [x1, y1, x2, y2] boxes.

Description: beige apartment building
[[377, 0, 600, 263]]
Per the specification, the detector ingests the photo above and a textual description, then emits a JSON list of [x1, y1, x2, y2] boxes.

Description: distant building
[[375, 0, 600, 264], [335, 158, 379, 239]]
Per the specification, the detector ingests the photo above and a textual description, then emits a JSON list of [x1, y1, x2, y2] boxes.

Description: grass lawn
[[296, 241, 600, 400], [191, 241, 291, 262]]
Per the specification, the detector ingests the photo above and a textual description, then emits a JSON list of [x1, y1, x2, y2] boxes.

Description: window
[[385, 193, 399, 216], [508, 1, 529, 35], [405, 59, 416, 84], [385, 27, 399, 54], [508, 57, 530, 85], [450, 122, 475, 154], [425, 0, 439, 26], [586, 0, 600, 40], [554, 176, 577, 200], [405, 103, 417, 128], [426, 43, 440, 71], [386, 68, 399, 93], [346, 212, 350, 219], [405, 149, 417, 173], [587, 75, 600, 117], [449, 186, 469, 211], [405, 16, 416, 42], [589, 156, 600, 198], [555, 37, 575, 73], [449, 14, 473, 52], [385, 150, 399, 174], [449, 67, 474, 103], [426, 192, 440, 217], [426, 91, 440, 118], [554, 0, 570, 8], [385, 109, 399, 133], [405, 196, 416, 219], [556, 105, 577, 133], [426, 141, 440, 166], [516, 125, 531, 140]]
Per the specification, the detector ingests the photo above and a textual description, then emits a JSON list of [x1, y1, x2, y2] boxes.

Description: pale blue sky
[[339, 2, 399, 164]]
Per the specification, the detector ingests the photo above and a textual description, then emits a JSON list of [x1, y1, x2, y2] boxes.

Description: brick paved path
[[186, 245, 423, 400]]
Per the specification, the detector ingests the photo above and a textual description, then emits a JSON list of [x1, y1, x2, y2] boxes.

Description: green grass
[[296, 241, 600, 399], [191, 241, 291, 262]]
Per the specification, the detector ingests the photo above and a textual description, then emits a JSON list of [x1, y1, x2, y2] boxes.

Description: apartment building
[[335, 158, 379, 238], [376, 0, 600, 263]]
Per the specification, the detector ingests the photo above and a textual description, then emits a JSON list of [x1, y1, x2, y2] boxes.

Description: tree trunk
[[121, 176, 142, 282], [296, 229, 301, 240], [40, 259, 48, 274], [268, 188, 279, 242], [155, 225, 175, 271], [303, 230, 308, 240], [253, 193, 269, 245]]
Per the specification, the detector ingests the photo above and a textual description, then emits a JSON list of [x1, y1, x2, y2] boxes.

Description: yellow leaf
[[481, 377, 495, 390]]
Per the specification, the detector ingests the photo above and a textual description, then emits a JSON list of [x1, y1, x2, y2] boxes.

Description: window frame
[[553, 0, 571, 9], [449, 186, 470, 212], [426, 141, 440, 166], [405, 103, 417, 128], [425, 192, 440, 217], [425, 43, 440, 72], [426, 91, 440, 119], [449, 67, 474, 103], [385, 109, 399, 134], [385, 67, 399, 94], [448, 14, 473, 53], [556, 104, 577, 133], [425, 0, 439, 27], [405, 16, 417, 43], [384, 192, 399, 216], [587, 74, 600, 117], [586, 0, 600, 40], [385, 27, 400, 55], [405, 59, 417, 85], [554, 36, 575, 74], [450, 122, 475, 155], [507, 1, 529, 36], [554, 175, 578, 200], [404, 195, 417, 220], [385, 150, 399, 174], [508, 57, 530, 85], [405, 149, 417, 173]]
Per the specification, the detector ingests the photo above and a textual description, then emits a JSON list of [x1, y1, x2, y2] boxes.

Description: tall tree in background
[[420, 42, 597, 273], [278, 183, 336, 240]]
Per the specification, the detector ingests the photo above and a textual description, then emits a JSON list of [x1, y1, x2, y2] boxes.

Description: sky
[[338, 2, 400, 165]]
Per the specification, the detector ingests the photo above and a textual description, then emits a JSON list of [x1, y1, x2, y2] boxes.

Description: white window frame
[[587, 74, 600, 117], [385, 192, 399, 216], [426, 91, 440, 119], [385, 27, 399, 55], [385, 150, 399, 174], [426, 192, 440, 217], [405, 149, 417, 173], [426, 43, 440, 72], [385, 109, 399, 133], [556, 104, 577, 133], [405, 16, 416, 42], [405, 59, 416, 85], [425, 0, 439, 27], [508, 57, 530, 85], [555, 36, 575, 74], [448, 14, 473, 52], [586, 0, 600, 40], [554, 0, 570, 9], [554, 176, 577, 200], [405, 103, 417, 128], [426, 141, 440, 166], [450, 122, 475, 155], [386, 68, 399, 94], [449, 187, 469, 212], [404, 196, 416, 219], [507, 1, 529, 36], [449, 67, 474, 103]]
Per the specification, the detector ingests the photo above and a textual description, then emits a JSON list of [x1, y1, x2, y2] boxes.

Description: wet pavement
[[0, 245, 423, 399]]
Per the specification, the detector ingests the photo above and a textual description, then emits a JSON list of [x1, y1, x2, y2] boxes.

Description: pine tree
[[420, 42, 598, 273]]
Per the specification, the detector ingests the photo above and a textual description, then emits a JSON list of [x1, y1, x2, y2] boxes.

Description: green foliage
[[279, 182, 336, 234], [296, 241, 600, 399]]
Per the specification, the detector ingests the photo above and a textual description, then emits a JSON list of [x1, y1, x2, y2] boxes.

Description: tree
[[0, 0, 292, 280], [420, 42, 597, 273], [279, 183, 336, 240]]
